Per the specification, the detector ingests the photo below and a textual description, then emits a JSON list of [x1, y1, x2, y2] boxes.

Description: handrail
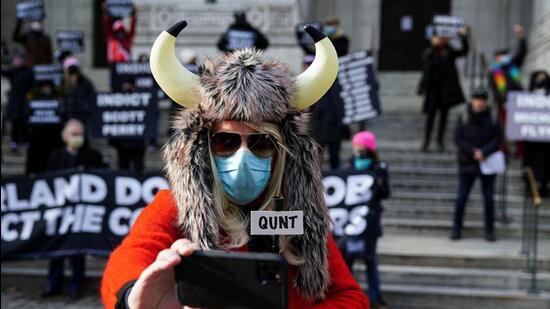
[[524, 167, 542, 207]]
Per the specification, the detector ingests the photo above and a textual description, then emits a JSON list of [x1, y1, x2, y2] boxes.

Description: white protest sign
[[250, 211, 304, 235]]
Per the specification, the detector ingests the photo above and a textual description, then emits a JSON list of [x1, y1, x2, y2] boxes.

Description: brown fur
[[162, 49, 331, 300]]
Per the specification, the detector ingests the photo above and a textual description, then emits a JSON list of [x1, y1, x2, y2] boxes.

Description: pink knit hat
[[62, 56, 80, 70], [352, 131, 377, 151]]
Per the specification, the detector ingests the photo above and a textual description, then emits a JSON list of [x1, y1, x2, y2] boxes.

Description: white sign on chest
[[250, 211, 304, 235]]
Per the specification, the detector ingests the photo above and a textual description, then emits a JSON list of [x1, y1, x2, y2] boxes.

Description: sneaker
[[450, 229, 461, 240], [485, 231, 496, 242], [420, 143, 430, 152]]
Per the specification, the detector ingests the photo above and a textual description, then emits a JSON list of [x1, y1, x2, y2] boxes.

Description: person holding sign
[[12, 17, 52, 66], [101, 21, 368, 308], [343, 131, 390, 309], [452, 88, 502, 241], [102, 1, 137, 63], [418, 26, 469, 152], [62, 57, 96, 123], [217, 10, 269, 53]]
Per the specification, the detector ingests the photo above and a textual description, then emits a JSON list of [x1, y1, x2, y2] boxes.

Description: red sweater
[[101, 190, 369, 308]]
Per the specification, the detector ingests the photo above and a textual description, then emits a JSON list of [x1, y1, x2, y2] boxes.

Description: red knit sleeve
[[100, 190, 180, 309], [313, 235, 370, 308]]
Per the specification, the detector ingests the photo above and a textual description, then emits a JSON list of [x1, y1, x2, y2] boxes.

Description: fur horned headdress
[[150, 20, 339, 300]]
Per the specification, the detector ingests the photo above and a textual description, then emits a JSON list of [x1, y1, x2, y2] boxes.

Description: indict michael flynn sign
[[1, 169, 168, 260], [506, 91, 550, 142]]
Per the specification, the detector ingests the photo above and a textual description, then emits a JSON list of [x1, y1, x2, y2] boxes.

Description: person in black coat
[[1, 52, 34, 151], [452, 89, 501, 241], [418, 28, 469, 152], [42, 119, 107, 299], [62, 57, 96, 123], [217, 11, 269, 53]]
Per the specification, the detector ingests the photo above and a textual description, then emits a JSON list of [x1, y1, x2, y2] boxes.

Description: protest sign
[[506, 91, 550, 142], [1, 169, 169, 260], [106, 0, 134, 18], [110, 62, 154, 92], [27, 99, 61, 125], [338, 50, 381, 124], [16, 0, 45, 21], [33, 64, 63, 86], [56, 30, 84, 54], [432, 15, 464, 38], [91, 92, 158, 139]]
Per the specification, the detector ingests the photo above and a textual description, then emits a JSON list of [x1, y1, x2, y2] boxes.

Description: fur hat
[[151, 21, 339, 300]]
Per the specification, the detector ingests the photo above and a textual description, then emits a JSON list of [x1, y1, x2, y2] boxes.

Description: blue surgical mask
[[354, 157, 372, 171], [214, 148, 272, 205], [324, 25, 337, 36]]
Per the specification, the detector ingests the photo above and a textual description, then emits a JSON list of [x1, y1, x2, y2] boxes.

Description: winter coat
[[417, 34, 469, 113], [454, 105, 501, 175], [12, 20, 53, 66], [100, 190, 369, 309], [103, 13, 136, 63], [46, 147, 107, 171], [63, 74, 96, 121], [217, 22, 269, 52], [489, 39, 527, 106], [1, 66, 34, 119], [310, 80, 345, 144]]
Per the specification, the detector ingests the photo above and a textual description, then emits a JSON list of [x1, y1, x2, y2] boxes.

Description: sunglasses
[[211, 131, 277, 158]]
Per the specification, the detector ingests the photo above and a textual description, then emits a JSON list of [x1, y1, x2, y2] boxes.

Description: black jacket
[[217, 22, 269, 52], [1, 65, 34, 119], [47, 147, 107, 171], [13, 19, 53, 66], [454, 106, 501, 175], [418, 34, 469, 113], [310, 80, 345, 144], [63, 75, 96, 121]]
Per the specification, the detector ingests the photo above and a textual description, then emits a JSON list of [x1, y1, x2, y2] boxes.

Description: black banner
[[106, 0, 134, 18], [338, 51, 381, 124], [91, 92, 158, 139], [33, 64, 63, 86], [110, 62, 155, 92], [16, 0, 45, 21], [56, 30, 85, 54], [1, 169, 169, 260], [27, 99, 61, 125]]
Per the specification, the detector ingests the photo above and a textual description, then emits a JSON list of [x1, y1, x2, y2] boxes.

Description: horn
[[292, 25, 339, 110], [150, 20, 200, 108]]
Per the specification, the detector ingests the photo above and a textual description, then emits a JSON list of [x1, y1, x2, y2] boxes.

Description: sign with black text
[[432, 15, 464, 38], [33, 64, 62, 86], [56, 30, 84, 54], [27, 99, 61, 125], [250, 211, 304, 235], [1, 169, 169, 260], [91, 92, 158, 139], [506, 91, 550, 142], [106, 0, 134, 18], [16, 0, 45, 21], [338, 51, 381, 124], [110, 62, 154, 92]]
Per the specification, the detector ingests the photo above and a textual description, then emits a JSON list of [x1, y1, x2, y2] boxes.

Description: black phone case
[[175, 250, 288, 309]]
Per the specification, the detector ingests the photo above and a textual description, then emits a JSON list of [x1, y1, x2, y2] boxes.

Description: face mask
[[324, 25, 337, 36], [214, 148, 272, 205], [68, 135, 84, 149], [354, 157, 372, 171]]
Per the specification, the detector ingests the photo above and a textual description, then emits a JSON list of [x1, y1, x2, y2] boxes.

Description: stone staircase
[[2, 72, 550, 308]]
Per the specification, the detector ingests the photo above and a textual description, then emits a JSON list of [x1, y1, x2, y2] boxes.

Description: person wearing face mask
[[102, 1, 137, 63], [42, 119, 107, 299], [452, 88, 502, 241], [62, 57, 96, 123], [342, 131, 390, 309], [101, 21, 368, 308], [12, 18, 52, 66], [217, 10, 269, 53], [418, 27, 469, 152], [323, 18, 349, 57]]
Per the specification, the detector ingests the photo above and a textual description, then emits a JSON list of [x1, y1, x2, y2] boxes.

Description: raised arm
[[102, 2, 113, 39], [511, 25, 527, 67], [128, 7, 137, 41], [450, 29, 469, 58]]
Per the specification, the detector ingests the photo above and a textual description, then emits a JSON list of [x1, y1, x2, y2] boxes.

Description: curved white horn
[[292, 25, 339, 110], [150, 20, 199, 108]]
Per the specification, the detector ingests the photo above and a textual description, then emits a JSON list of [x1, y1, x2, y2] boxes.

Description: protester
[[102, 1, 137, 63], [452, 88, 501, 241], [324, 18, 349, 57], [522, 70, 550, 197], [418, 27, 469, 152], [489, 25, 527, 119], [217, 10, 269, 53], [12, 18, 53, 66], [108, 78, 146, 174], [344, 131, 390, 309], [62, 57, 96, 123], [307, 55, 346, 170], [1, 52, 34, 152], [101, 23, 368, 308], [42, 119, 107, 299], [25, 80, 63, 175]]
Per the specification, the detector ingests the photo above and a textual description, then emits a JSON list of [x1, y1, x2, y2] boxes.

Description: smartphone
[[175, 250, 289, 309]]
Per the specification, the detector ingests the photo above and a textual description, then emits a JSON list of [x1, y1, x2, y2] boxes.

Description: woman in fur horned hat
[[101, 20, 369, 309]]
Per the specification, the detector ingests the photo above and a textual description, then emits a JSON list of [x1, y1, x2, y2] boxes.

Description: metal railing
[[521, 167, 543, 295]]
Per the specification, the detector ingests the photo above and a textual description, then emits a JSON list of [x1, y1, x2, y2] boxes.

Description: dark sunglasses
[[211, 132, 277, 158]]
